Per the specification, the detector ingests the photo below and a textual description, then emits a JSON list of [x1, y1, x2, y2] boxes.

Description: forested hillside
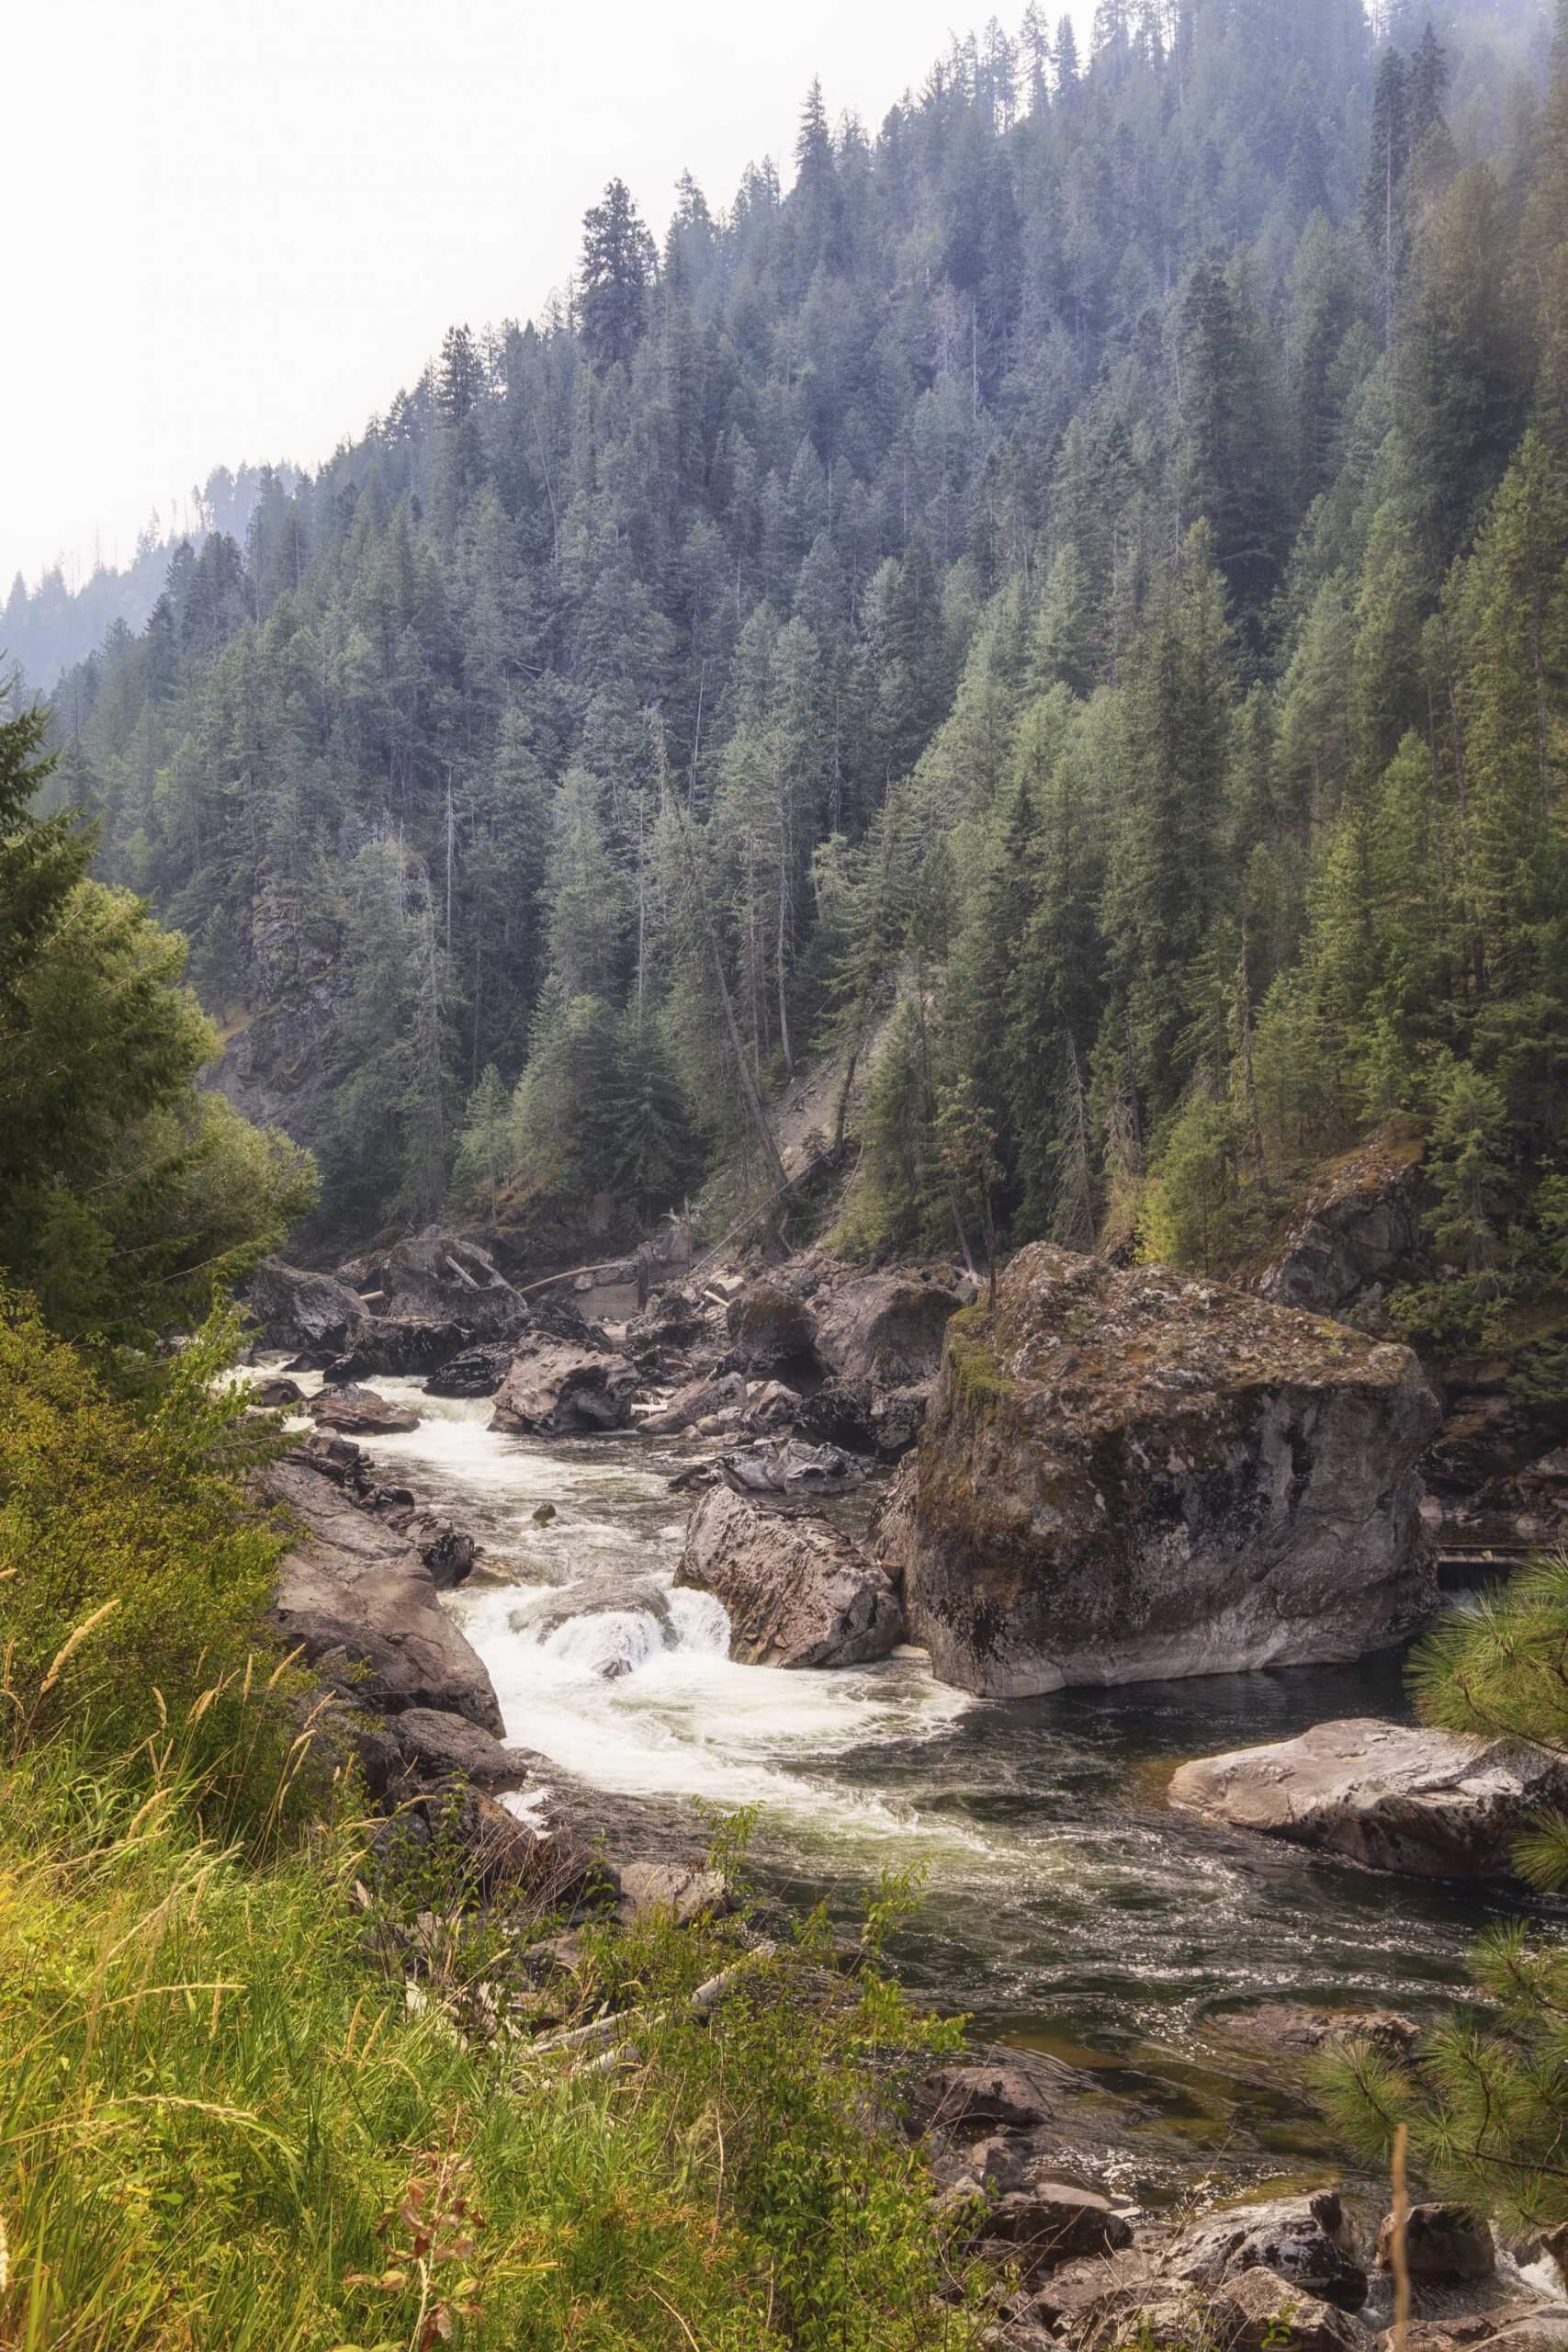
[[6, 465, 296, 691], [39, 0, 1566, 1339]]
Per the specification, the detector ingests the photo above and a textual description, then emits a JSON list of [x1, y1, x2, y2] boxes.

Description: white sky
[[4, 0, 1093, 593]]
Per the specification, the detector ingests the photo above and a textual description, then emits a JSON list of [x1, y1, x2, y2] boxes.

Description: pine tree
[[577, 179, 654, 371]]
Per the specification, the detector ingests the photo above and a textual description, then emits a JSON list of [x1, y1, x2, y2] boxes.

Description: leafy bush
[[0, 1294, 293, 1773]]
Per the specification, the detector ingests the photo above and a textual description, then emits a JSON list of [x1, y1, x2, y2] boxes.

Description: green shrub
[[0, 1294, 293, 1776]]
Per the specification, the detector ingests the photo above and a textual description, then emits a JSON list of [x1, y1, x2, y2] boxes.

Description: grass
[[0, 1287, 988, 2349], [0, 1692, 987, 2351]]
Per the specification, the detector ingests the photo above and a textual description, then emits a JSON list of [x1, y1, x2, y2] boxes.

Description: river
[[319, 1374, 1536, 2180]]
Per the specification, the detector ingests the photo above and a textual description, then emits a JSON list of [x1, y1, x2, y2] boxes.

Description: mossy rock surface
[[874, 1245, 1442, 1698]]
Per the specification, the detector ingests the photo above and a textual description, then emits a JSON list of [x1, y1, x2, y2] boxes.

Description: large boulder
[[308, 1383, 421, 1437], [423, 1340, 514, 1398], [243, 1257, 370, 1358], [1258, 1138, 1427, 1318], [874, 1245, 1441, 1698], [677, 1486, 905, 1668], [812, 1270, 964, 1388], [490, 1336, 637, 1436], [264, 1453, 502, 1733], [327, 1317, 474, 1381], [1160, 2190, 1369, 2312], [724, 1283, 821, 1376], [1377, 2203, 1495, 2284], [355, 1227, 529, 1339], [1168, 1717, 1568, 1880]]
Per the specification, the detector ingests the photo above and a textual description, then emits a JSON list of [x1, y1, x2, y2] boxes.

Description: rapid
[[333, 1375, 1531, 2165]]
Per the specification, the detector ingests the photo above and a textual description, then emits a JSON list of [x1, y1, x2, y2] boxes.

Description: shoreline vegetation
[[3, 0, 1568, 2335]]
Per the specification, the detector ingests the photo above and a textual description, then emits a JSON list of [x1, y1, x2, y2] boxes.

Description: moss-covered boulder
[[873, 1244, 1441, 1697]]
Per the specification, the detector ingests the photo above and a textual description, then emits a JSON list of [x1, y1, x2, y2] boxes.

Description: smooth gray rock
[[265, 1455, 502, 1733], [874, 1243, 1441, 1698], [677, 1485, 905, 1668], [490, 1336, 637, 1436], [1168, 1718, 1568, 1880]]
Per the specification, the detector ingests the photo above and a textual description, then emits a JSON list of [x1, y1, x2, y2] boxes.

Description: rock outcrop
[[490, 1336, 637, 1436], [1168, 1717, 1568, 1880], [677, 1486, 905, 1668], [265, 1450, 503, 1734], [347, 1227, 530, 1340], [243, 1256, 370, 1359], [874, 1245, 1442, 1697], [1258, 1138, 1427, 1319]]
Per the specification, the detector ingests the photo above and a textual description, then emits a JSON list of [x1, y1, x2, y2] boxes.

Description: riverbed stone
[[490, 1335, 637, 1436], [387, 1708, 535, 1788], [1378, 2204, 1495, 2284], [677, 1486, 904, 1668], [1160, 2190, 1369, 2312], [1168, 1718, 1568, 1880], [308, 1383, 421, 1436], [874, 1243, 1441, 1698], [615, 1860, 731, 1927], [265, 1452, 503, 1734], [912, 2052, 1079, 2135], [982, 2182, 1134, 2276]]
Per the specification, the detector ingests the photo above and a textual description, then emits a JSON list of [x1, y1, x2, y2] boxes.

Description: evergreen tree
[[577, 179, 654, 371]]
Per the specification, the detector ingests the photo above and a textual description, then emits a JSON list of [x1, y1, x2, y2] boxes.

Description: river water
[[326, 1377, 1536, 2175]]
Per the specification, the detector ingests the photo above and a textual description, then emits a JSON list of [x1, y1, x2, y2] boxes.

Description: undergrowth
[[0, 1292, 985, 2350]]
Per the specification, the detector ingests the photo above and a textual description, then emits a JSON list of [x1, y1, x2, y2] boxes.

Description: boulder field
[[873, 1243, 1443, 1698]]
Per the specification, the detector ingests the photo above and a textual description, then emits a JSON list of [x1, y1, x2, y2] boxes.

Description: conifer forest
[[16, 0, 1563, 1325]]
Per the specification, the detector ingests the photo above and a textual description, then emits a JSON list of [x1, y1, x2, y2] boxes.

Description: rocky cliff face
[[874, 1245, 1443, 1698], [1257, 1139, 1427, 1321]]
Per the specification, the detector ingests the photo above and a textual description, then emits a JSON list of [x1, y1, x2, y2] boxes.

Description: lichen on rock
[[874, 1243, 1442, 1697]]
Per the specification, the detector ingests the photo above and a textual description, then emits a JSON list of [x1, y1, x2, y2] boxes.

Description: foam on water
[[245, 1356, 1520, 2110]]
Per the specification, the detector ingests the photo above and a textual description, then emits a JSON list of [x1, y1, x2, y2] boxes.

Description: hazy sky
[[5, 0, 1092, 594]]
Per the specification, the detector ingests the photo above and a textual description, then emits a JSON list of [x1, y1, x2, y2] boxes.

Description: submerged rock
[[1168, 1717, 1568, 1880], [677, 1486, 905, 1668], [874, 1243, 1441, 1697], [490, 1335, 637, 1436]]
